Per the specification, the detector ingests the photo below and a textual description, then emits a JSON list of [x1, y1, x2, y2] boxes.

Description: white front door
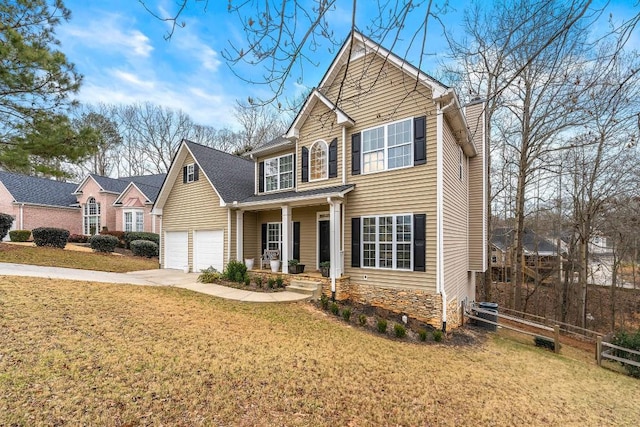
[[164, 231, 188, 270], [194, 230, 224, 273]]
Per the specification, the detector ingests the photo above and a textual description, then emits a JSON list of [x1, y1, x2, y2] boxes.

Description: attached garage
[[193, 230, 224, 273], [164, 231, 188, 270]]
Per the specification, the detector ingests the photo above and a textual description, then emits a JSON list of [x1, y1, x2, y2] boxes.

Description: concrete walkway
[[0, 262, 309, 303]]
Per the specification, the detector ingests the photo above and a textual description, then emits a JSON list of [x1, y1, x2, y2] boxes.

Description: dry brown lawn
[[1, 276, 639, 426], [0, 243, 158, 272]]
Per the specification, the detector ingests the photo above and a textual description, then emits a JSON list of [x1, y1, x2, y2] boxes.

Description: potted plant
[[320, 261, 330, 278], [270, 254, 281, 272], [288, 259, 305, 274], [244, 258, 254, 271]]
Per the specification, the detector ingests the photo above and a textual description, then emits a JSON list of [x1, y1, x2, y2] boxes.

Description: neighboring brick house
[[73, 173, 165, 235], [0, 170, 82, 238], [153, 31, 488, 330]]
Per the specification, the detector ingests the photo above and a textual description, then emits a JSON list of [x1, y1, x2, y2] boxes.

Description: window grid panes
[[186, 164, 195, 182], [267, 223, 282, 251], [310, 141, 328, 180], [361, 215, 412, 270], [124, 212, 133, 232], [265, 154, 294, 191], [136, 211, 144, 231], [361, 118, 413, 173], [83, 197, 100, 235]]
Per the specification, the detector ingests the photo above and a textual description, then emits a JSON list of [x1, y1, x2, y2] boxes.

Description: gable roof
[[0, 170, 79, 208], [285, 89, 355, 139]]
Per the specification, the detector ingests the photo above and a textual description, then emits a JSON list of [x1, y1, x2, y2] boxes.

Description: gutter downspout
[[437, 101, 451, 333], [341, 125, 347, 185], [227, 208, 231, 264], [20, 203, 24, 230], [327, 196, 337, 300]]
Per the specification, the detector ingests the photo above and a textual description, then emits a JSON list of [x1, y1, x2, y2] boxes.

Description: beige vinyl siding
[[321, 53, 437, 291], [256, 149, 296, 195], [161, 153, 228, 269], [243, 211, 258, 261], [442, 122, 470, 302], [296, 101, 344, 191], [466, 102, 486, 271]]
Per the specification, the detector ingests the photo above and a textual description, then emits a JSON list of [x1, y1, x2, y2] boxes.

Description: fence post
[[554, 325, 560, 354], [596, 336, 602, 366]]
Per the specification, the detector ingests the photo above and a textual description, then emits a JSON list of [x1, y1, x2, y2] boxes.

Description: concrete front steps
[[286, 279, 322, 300]]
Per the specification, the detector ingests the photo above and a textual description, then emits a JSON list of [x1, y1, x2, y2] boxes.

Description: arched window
[[83, 197, 101, 235], [310, 140, 328, 181]]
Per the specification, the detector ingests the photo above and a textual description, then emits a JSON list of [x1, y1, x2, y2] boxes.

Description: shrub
[[418, 329, 428, 342], [376, 319, 388, 334], [612, 329, 640, 378], [89, 234, 119, 253], [358, 314, 367, 326], [32, 227, 69, 249], [342, 308, 352, 322], [275, 276, 284, 288], [433, 330, 443, 342], [394, 324, 407, 338], [267, 277, 276, 288], [198, 266, 221, 283], [244, 275, 251, 286], [9, 230, 31, 242], [330, 302, 339, 316], [100, 230, 126, 247], [223, 260, 248, 283], [0, 213, 14, 241], [320, 294, 329, 310], [123, 231, 159, 249], [255, 276, 263, 288], [68, 234, 88, 243], [130, 239, 159, 258]]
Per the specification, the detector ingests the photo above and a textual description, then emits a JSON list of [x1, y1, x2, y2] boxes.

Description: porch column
[[329, 199, 342, 278], [236, 210, 244, 261], [281, 205, 292, 273]]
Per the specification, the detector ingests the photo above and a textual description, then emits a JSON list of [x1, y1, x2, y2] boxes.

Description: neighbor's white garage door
[[194, 230, 224, 273], [164, 231, 188, 270]]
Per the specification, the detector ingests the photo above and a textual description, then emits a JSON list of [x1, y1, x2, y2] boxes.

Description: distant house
[[0, 170, 82, 238], [152, 31, 488, 330]]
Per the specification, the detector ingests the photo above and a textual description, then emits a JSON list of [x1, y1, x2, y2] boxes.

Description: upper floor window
[[265, 154, 293, 191], [362, 118, 413, 174], [186, 164, 195, 183], [310, 140, 328, 181]]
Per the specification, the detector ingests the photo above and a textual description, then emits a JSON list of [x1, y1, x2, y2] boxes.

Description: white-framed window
[[186, 163, 195, 183], [265, 154, 294, 191], [83, 197, 101, 235], [310, 140, 328, 181], [124, 209, 144, 232], [362, 118, 413, 174], [362, 214, 412, 270], [459, 147, 464, 181], [267, 222, 282, 251]]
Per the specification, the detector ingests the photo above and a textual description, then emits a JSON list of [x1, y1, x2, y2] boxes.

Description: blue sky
[[58, 1, 637, 130]]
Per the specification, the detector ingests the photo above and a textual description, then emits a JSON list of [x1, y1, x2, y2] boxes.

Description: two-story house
[[152, 31, 488, 330]]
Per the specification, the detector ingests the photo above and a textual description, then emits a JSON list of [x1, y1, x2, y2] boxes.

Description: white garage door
[[164, 231, 188, 270], [194, 230, 224, 273]]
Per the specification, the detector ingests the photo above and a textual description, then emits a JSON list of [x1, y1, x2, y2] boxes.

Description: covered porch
[[233, 185, 354, 296]]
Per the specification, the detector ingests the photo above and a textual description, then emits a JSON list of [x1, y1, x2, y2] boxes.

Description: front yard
[[1, 276, 638, 426], [0, 242, 158, 272]]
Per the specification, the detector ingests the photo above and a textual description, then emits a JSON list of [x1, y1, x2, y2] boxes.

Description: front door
[[318, 219, 330, 267]]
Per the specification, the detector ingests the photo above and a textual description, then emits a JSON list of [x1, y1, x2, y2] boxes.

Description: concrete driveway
[[0, 263, 309, 303]]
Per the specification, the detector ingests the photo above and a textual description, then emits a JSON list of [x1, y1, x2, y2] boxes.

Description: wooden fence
[[596, 337, 640, 370]]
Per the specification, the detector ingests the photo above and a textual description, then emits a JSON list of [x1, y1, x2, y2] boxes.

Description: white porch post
[[281, 205, 292, 273], [329, 199, 342, 280], [236, 210, 244, 261]]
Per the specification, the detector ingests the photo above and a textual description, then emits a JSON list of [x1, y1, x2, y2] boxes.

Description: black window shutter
[[351, 133, 361, 175], [258, 161, 265, 193], [328, 138, 338, 178], [414, 116, 426, 165], [301, 147, 309, 182], [292, 153, 296, 187], [194, 163, 200, 181], [293, 222, 300, 261], [182, 166, 187, 183], [351, 217, 361, 267], [261, 223, 267, 253], [413, 214, 426, 272]]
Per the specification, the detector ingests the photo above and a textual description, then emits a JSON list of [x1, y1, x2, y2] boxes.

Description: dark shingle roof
[[0, 171, 78, 208], [185, 140, 255, 203], [127, 173, 166, 189], [492, 228, 557, 255], [89, 174, 129, 194], [240, 184, 355, 204], [130, 181, 163, 203]]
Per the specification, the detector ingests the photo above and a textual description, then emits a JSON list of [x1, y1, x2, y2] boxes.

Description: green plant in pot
[[320, 261, 330, 277], [288, 259, 305, 274]]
